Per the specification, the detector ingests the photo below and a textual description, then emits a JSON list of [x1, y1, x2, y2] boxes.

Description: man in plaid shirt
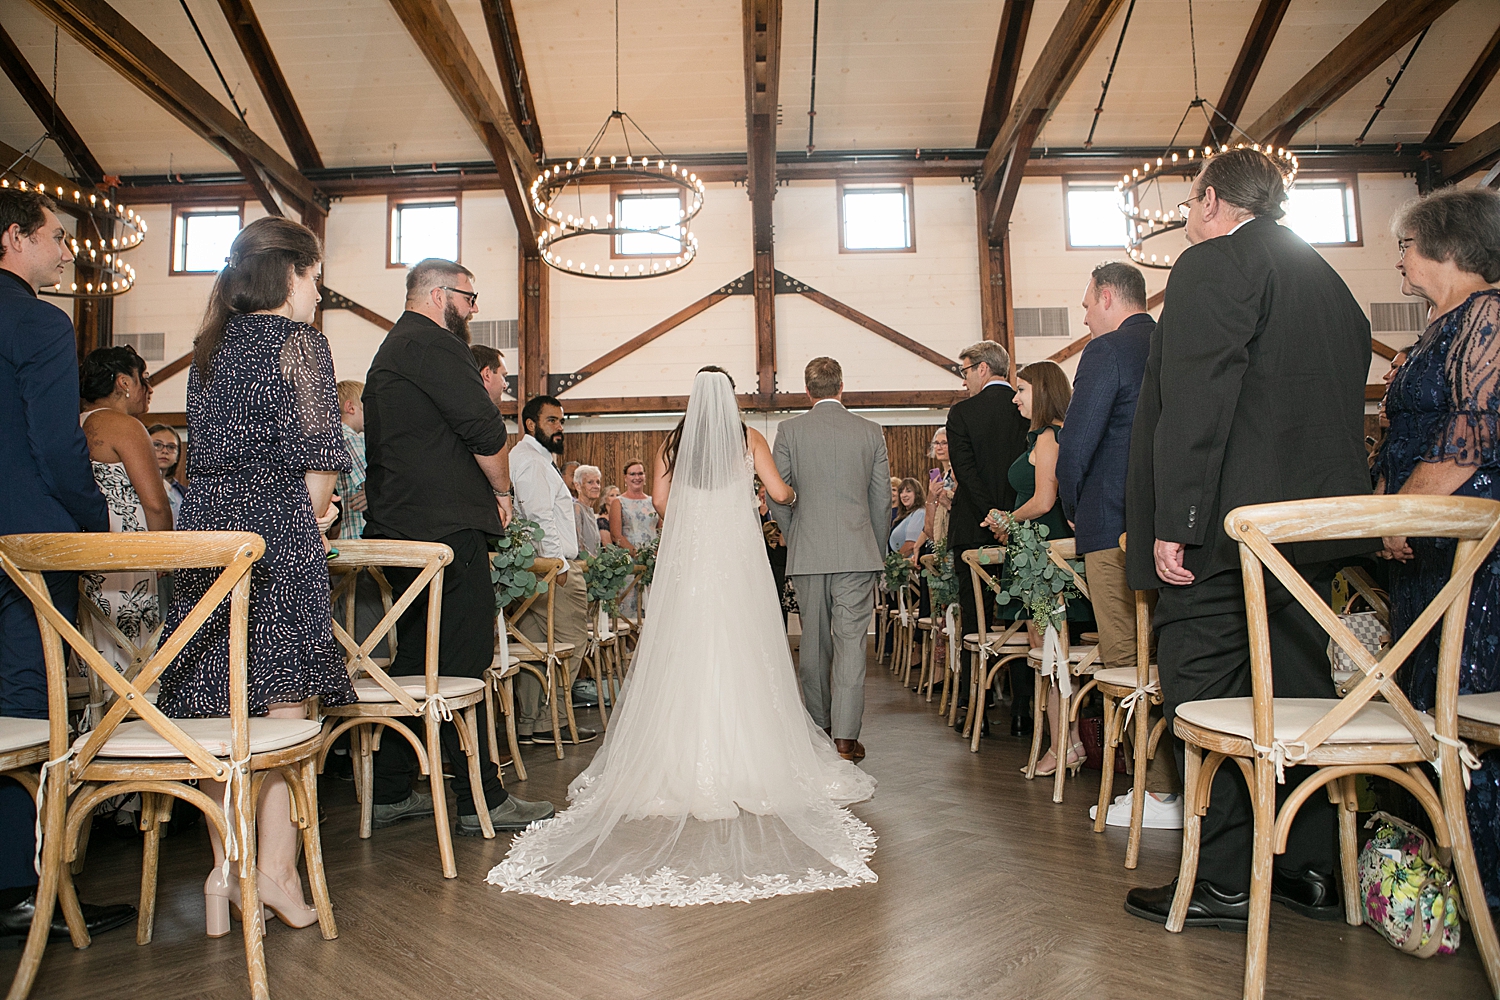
[[336, 380, 368, 540]]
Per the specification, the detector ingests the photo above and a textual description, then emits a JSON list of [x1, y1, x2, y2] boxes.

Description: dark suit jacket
[[1057, 312, 1153, 555], [1125, 217, 1372, 590], [0, 269, 107, 535], [946, 382, 1031, 551]]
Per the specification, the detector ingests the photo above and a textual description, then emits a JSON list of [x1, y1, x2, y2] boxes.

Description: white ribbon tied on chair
[[896, 588, 911, 629], [1040, 623, 1070, 701], [1118, 680, 1161, 729], [423, 695, 454, 723], [32, 748, 76, 875], [218, 753, 254, 882], [943, 605, 959, 674], [1251, 740, 1310, 785], [1432, 733, 1484, 791]]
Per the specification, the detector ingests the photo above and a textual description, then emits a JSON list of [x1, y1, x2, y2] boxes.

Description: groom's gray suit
[[769, 399, 890, 741]]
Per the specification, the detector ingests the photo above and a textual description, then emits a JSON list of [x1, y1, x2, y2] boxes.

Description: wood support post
[[976, 186, 1015, 377], [744, 0, 782, 399], [519, 254, 549, 403], [72, 216, 113, 360]]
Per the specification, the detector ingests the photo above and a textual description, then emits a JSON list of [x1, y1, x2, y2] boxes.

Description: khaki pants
[[514, 559, 589, 734], [1084, 546, 1178, 795]]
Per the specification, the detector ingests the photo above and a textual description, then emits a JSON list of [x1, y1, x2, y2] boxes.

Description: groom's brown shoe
[[835, 739, 866, 763]]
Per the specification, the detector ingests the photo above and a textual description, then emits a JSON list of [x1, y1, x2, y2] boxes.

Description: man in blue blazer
[[0, 189, 131, 941], [1056, 262, 1179, 829]]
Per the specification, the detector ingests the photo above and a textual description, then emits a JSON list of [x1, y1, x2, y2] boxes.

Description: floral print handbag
[[1358, 811, 1463, 957]]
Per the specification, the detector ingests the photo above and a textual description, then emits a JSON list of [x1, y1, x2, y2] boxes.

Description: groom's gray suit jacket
[[768, 399, 890, 574]]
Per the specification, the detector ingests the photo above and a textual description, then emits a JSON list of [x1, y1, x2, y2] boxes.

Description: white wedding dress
[[487, 371, 877, 906]]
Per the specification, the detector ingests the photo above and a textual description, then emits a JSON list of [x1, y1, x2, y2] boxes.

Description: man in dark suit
[[1057, 262, 1180, 826], [1122, 149, 1372, 929], [0, 189, 133, 941], [946, 340, 1031, 734]]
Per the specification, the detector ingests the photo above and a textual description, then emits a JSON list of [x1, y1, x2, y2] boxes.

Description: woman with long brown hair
[[155, 216, 353, 938]]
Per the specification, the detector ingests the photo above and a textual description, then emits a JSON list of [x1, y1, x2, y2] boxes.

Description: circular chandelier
[[531, 143, 704, 280], [1115, 142, 1298, 271], [0, 176, 146, 297]]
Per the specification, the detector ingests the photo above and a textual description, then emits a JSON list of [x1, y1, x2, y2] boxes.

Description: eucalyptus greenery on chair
[[635, 536, 660, 587], [883, 548, 916, 593], [986, 510, 1083, 632], [489, 517, 548, 611], [921, 539, 960, 614], [584, 543, 635, 614]]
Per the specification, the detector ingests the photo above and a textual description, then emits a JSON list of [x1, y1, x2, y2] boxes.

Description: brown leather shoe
[[834, 739, 866, 762]]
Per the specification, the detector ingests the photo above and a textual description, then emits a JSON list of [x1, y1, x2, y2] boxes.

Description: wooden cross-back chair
[[486, 557, 577, 766], [612, 564, 648, 666], [1090, 533, 1167, 869], [0, 531, 334, 1000], [581, 600, 624, 727], [957, 547, 1029, 733], [914, 554, 954, 704], [1332, 564, 1391, 697], [74, 587, 164, 731], [1166, 496, 1500, 1000], [318, 540, 494, 880], [887, 568, 921, 685]]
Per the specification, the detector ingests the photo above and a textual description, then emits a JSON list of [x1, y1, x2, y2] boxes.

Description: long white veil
[[487, 370, 876, 906]]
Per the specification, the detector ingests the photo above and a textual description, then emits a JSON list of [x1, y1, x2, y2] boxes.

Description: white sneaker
[[1088, 792, 1130, 822], [1104, 789, 1184, 829]]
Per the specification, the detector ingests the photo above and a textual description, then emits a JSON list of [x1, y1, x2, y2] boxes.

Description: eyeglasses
[[440, 286, 478, 306], [151, 441, 179, 452], [1397, 237, 1415, 258], [1177, 193, 1206, 217], [959, 363, 983, 376]]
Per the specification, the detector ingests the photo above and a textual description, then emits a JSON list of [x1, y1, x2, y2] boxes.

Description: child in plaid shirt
[[335, 380, 367, 539]]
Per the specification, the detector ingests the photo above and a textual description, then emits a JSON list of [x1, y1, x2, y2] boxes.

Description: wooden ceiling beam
[[975, 0, 1034, 149], [1440, 118, 1500, 182], [479, 0, 543, 161], [385, 0, 538, 247], [1426, 23, 1500, 145], [979, 0, 1128, 238], [214, 0, 322, 170], [1244, 0, 1461, 149], [1202, 0, 1292, 148], [24, 0, 322, 214], [743, 0, 782, 397], [0, 22, 105, 186]]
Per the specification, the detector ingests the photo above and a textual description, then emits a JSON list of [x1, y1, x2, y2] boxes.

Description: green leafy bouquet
[[584, 543, 635, 614], [986, 510, 1082, 634], [883, 548, 915, 592], [635, 536, 660, 587], [922, 538, 960, 613], [490, 517, 548, 611]]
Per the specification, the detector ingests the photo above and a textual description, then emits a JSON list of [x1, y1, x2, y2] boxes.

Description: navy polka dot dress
[[157, 313, 356, 717]]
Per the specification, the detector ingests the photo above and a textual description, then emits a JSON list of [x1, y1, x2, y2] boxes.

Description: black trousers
[[953, 546, 1031, 719], [1155, 565, 1337, 894], [0, 570, 77, 892], [371, 529, 506, 816]]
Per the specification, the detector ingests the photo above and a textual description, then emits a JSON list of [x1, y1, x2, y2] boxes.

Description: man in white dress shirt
[[509, 394, 596, 744]]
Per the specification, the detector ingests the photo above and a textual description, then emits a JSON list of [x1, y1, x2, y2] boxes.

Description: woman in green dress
[[985, 361, 1084, 776]]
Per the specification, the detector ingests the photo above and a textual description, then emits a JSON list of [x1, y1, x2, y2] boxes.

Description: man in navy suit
[[1056, 262, 1180, 828], [0, 188, 132, 940]]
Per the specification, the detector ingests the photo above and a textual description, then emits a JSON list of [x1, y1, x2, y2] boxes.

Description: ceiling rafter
[[1202, 0, 1292, 148], [978, 0, 1128, 239], [24, 0, 323, 214], [1440, 118, 1500, 182], [1425, 22, 1500, 145], [0, 21, 105, 186], [975, 0, 1034, 150], [214, 0, 322, 170], [385, 0, 538, 247], [1243, 0, 1461, 149], [479, 0, 543, 161]]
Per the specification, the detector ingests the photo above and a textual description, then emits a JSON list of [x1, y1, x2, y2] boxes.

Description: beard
[[443, 300, 470, 343], [533, 428, 565, 455]]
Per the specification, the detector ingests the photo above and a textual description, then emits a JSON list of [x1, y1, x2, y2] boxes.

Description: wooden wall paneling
[[563, 430, 674, 493], [883, 424, 944, 484]]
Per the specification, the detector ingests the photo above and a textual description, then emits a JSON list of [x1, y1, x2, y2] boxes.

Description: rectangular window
[[1014, 307, 1071, 338], [1283, 179, 1360, 246], [171, 206, 242, 274], [114, 332, 165, 361], [388, 196, 460, 267], [1064, 181, 1128, 249], [612, 187, 685, 257], [838, 180, 915, 252]]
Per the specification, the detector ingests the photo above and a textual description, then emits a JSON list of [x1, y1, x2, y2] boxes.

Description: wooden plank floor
[[5, 652, 1489, 1000]]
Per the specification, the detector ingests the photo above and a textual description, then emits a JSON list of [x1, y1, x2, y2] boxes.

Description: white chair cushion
[[73, 718, 323, 758], [1458, 692, 1500, 727], [512, 642, 577, 660], [0, 718, 50, 755], [352, 676, 485, 703], [964, 632, 1028, 646], [1093, 666, 1158, 689], [1026, 646, 1099, 665], [1177, 697, 1435, 745]]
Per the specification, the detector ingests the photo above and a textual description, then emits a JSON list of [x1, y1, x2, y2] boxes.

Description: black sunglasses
[[440, 286, 478, 306]]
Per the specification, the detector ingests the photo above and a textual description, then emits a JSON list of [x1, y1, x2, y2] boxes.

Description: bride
[[487, 367, 877, 906]]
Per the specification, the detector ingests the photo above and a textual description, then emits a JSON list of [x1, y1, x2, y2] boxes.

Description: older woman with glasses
[[1374, 184, 1500, 909]]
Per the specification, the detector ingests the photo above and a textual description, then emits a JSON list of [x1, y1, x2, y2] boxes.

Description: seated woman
[[888, 478, 927, 558], [573, 464, 605, 557], [155, 216, 352, 938], [984, 361, 1087, 777], [79, 346, 173, 673], [148, 423, 188, 523]]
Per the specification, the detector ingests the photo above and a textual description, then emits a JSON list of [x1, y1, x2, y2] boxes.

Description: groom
[[769, 357, 890, 763]]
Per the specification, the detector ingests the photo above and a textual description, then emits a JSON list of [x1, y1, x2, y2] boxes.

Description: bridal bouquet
[[490, 517, 548, 610], [584, 543, 635, 614]]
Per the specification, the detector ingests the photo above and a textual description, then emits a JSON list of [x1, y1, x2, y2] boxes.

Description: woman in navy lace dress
[[157, 217, 353, 936], [1374, 186, 1500, 908]]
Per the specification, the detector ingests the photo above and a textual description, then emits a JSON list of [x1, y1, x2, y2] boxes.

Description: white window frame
[[837, 179, 915, 254], [170, 204, 244, 275], [387, 195, 462, 269]]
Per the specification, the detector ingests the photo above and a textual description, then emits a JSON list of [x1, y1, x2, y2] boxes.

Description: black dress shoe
[[0, 896, 136, 942], [1272, 868, 1343, 921], [1009, 715, 1033, 737], [1124, 879, 1248, 932]]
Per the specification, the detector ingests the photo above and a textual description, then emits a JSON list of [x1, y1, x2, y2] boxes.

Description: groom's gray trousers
[[792, 571, 878, 740]]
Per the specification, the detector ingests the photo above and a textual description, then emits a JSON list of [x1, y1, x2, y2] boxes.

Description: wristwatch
[[493, 488, 514, 498]]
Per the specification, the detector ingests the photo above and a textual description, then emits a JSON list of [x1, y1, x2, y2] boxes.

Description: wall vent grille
[[116, 332, 165, 361], [1370, 301, 1427, 333], [469, 319, 519, 350], [1014, 307, 1071, 338]]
